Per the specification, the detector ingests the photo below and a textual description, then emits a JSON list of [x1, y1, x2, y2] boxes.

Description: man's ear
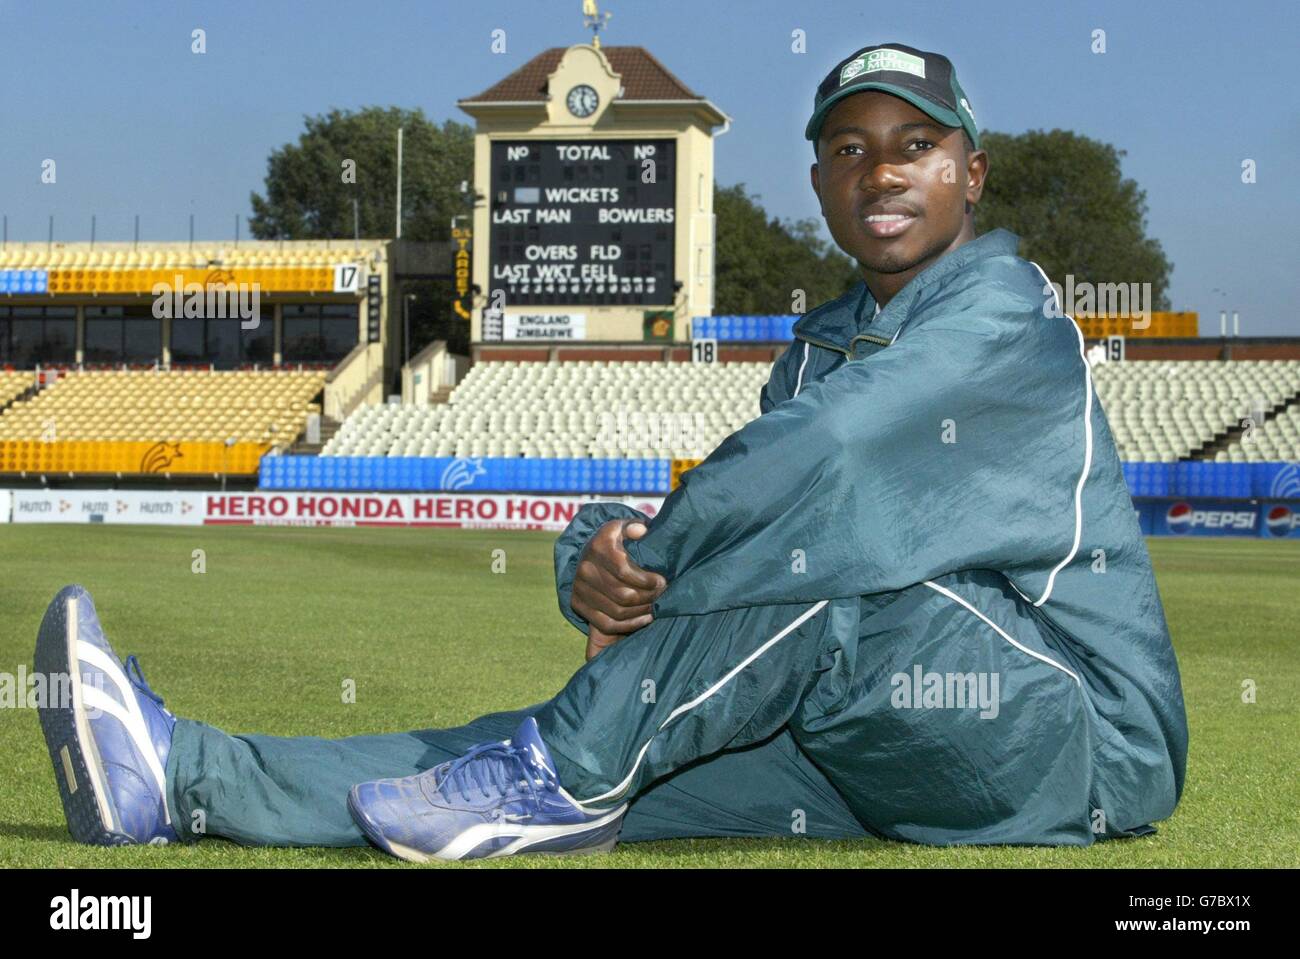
[[965, 149, 989, 208], [810, 161, 822, 209]]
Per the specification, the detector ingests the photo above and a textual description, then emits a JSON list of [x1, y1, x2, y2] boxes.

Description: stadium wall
[[1122, 338, 1300, 361], [1, 488, 663, 531], [470, 336, 1300, 365], [259, 455, 1300, 499], [472, 343, 784, 364], [5, 486, 1297, 538]]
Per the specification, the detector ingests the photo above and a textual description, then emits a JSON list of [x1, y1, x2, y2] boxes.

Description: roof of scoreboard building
[[460, 45, 703, 103]]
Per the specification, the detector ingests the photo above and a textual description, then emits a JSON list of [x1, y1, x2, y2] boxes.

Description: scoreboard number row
[[496, 278, 657, 294]]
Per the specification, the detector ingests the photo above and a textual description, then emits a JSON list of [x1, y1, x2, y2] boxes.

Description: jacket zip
[[850, 332, 893, 349], [795, 330, 893, 359], [794, 333, 851, 358]]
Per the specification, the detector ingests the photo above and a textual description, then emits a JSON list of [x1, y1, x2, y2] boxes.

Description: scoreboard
[[487, 139, 676, 312]]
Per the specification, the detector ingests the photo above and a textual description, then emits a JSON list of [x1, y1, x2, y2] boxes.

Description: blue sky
[[1, 0, 1296, 334]]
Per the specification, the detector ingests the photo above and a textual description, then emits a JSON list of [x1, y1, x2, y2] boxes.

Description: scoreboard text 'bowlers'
[[489, 140, 676, 308]]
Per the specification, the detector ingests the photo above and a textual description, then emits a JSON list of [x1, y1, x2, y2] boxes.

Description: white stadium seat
[[1093, 359, 1300, 462], [322, 360, 773, 460], [320, 358, 1300, 464]]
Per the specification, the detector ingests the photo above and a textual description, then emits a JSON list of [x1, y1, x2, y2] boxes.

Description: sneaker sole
[[34, 589, 130, 846], [347, 787, 622, 863]]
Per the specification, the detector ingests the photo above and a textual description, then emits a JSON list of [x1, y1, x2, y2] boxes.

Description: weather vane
[[582, 0, 612, 49]]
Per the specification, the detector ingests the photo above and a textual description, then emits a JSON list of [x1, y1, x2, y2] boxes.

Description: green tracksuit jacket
[[554, 228, 1189, 844]]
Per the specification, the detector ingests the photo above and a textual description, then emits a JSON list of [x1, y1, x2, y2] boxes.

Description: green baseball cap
[[805, 43, 980, 153]]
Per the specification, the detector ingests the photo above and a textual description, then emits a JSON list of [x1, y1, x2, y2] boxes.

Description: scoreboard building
[[458, 44, 731, 359]]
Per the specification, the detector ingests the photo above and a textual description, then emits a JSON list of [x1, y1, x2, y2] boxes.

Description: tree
[[249, 106, 473, 242], [249, 106, 475, 358], [974, 129, 1172, 310], [713, 182, 861, 315]]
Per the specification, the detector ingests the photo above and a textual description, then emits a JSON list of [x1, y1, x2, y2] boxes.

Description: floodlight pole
[[395, 127, 404, 240]]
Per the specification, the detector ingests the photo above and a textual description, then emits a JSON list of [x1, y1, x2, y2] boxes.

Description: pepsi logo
[[1265, 505, 1300, 537], [1166, 502, 1256, 532]]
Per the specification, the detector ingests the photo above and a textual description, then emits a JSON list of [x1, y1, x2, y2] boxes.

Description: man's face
[[811, 91, 987, 292]]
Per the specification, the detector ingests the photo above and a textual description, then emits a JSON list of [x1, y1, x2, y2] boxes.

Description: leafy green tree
[[249, 106, 473, 242], [974, 129, 1172, 309], [249, 106, 475, 358], [713, 182, 861, 315]]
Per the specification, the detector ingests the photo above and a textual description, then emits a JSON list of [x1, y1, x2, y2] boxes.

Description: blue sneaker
[[348, 716, 626, 862], [34, 584, 180, 846]]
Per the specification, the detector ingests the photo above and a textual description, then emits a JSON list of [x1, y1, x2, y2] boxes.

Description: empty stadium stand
[[1093, 359, 1300, 462], [0, 370, 325, 446], [0, 370, 36, 409], [1220, 404, 1300, 462], [324, 357, 1300, 467], [0, 240, 385, 376], [303, 356, 1300, 489], [322, 360, 771, 460], [689, 312, 1201, 342]]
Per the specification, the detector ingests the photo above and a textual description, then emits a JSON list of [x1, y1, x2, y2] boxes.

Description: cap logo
[[839, 48, 926, 86], [960, 97, 976, 123]]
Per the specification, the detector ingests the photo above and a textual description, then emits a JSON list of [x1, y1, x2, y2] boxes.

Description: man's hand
[[572, 519, 667, 650], [585, 625, 621, 661]]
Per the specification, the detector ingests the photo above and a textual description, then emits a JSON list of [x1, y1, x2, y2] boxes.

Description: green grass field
[[0, 525, 1296, 868]]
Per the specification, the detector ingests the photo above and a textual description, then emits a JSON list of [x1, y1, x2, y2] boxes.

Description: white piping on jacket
[[793, 341, 810, 397], [924, 580, 1081, 686], [1030, 261, 1095, 608], [795, 301, 881, 396]]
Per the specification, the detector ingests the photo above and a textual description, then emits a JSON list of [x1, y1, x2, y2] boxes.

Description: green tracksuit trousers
[[165, 568, 1107, 848], [164, 594, 870, 847]]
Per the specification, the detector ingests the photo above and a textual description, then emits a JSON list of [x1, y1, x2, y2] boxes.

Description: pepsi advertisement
[[1140, 500, 1300, 538], [1261, 503, 1300, 538]]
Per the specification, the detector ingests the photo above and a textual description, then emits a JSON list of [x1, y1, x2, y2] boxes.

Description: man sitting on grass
[[35, 43, 1187, 861]]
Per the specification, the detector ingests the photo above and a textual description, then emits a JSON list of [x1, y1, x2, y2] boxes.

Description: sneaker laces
[[433, 738, 558, 806], [124, 654, 166, 709]]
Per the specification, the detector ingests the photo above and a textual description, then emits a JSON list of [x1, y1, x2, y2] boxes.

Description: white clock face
[[566, 84, 599, 118]]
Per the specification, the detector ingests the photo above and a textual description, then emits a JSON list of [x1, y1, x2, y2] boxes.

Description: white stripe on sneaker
[[66, 596, 117, 833], [433, 804, 628, 861], [76, 641, 171, 825]]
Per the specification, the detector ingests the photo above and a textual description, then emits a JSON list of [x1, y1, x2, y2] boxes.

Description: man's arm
[[555, 342, 804, 641], [624, 305, 1088, 617], [554, 501, 650, 635], [570, 517, 665, 633]]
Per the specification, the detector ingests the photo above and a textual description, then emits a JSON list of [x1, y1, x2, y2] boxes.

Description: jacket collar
[[793, 228, 1021, 355]]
